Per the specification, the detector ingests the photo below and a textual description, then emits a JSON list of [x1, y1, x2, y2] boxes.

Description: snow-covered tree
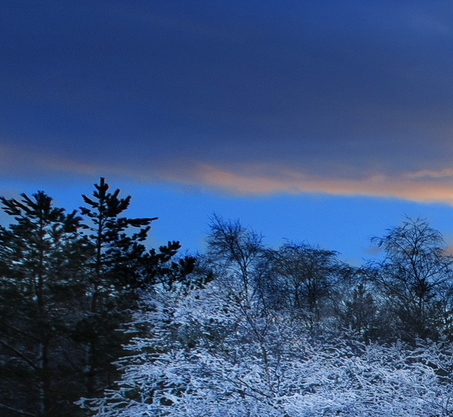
[[80, 267, 453, 417]]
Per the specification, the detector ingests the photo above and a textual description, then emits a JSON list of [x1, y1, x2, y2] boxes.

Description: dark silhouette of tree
[[338, 283, 379, 339], [265, 242, 341, 327], [0, 191, 88, 417], [372, 217, 453, 342], [77, 178, 196, 397], [206, 214, 264, 301], [78, 178, 157, 397], [0, 179, 195, 417]]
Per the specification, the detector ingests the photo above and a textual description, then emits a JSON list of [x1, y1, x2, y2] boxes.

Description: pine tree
[[0, 191, 87, 417], [0, 179, 196, 416], [77, 178, 195, 397], [77, 178, 157, 396]]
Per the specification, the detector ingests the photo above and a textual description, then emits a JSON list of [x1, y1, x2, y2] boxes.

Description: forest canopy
[[1, 180, 453, 417]]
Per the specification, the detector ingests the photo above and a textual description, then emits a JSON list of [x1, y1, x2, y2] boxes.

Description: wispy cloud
[[153, 162, 453, 205], [4, 141, 453, 205], [405, 169, 453, 180]]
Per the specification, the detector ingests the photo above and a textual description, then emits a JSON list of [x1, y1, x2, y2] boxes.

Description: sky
[[1, 1, 453, 265]]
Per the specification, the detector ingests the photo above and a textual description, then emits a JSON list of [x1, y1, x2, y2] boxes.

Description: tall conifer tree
[[0, 179, 195, 416], [0, 191, 87, 416]]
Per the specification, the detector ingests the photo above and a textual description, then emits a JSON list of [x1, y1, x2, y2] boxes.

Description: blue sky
[[2, 1, 453, 265]]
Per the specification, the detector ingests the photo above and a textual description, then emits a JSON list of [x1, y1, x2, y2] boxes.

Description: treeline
[[2, 180, 453, 416], [201, 213, 453, 345], [82, 214, 453, 417]]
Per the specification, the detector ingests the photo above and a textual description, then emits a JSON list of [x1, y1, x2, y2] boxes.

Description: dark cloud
[[1, 1, 453, 198]]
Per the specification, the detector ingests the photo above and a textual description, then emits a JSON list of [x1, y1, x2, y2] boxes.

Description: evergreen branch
[[0, 340, 39, 370], [0, 402, 35, 416]]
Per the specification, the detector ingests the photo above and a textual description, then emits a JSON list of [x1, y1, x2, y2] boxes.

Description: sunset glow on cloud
[[154, 163, 453, 204], [4, 141, 453, 206]]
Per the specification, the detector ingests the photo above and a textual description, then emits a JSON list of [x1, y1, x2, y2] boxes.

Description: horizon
[[2, 176, 453, 267]]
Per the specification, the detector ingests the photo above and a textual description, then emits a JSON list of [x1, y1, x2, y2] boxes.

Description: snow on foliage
[[80, 275, 453, 417]]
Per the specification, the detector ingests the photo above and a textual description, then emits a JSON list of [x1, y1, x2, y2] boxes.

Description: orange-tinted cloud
[[156, 162, 453, 205], [3, 140, 453, 206]]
